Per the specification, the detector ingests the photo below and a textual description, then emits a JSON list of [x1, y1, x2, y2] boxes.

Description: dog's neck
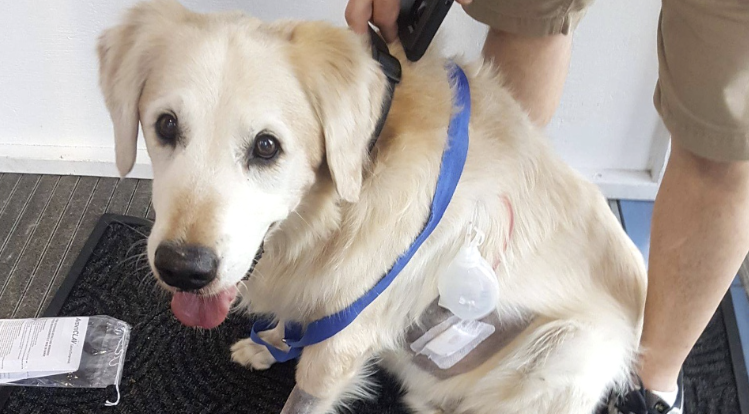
[[257, 49, 457, 321]]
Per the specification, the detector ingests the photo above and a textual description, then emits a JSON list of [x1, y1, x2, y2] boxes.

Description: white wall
[[0, 0, 667, 200], [548, 1, 669, 199]]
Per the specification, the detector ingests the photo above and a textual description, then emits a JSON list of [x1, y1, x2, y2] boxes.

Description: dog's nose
[[154, 243, 218, 291]]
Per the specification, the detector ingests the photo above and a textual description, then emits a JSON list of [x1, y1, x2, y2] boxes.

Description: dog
[[97, 1, 648, 413]]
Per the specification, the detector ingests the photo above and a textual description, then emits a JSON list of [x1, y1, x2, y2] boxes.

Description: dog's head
[[97, 0, 387, 328]]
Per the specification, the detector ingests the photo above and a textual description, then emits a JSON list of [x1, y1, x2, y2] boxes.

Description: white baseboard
[[0, 143, 659, 201], [0, 143, 153, 179], [577, 168, 660, 201]]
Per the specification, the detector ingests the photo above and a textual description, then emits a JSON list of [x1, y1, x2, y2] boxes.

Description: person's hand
[[345, 0, 472, 43], [345, 0, 400, 42]]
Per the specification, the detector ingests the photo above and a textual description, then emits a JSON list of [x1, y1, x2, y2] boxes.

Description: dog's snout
[[154, 242, 218, 291]]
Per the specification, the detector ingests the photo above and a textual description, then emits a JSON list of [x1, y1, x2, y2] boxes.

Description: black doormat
[[1, 214, 747, 413]]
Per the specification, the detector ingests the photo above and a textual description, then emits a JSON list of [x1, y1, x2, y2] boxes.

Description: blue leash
[[250, 63, 471, 363]]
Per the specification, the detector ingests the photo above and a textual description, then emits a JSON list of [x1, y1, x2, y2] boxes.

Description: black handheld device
[[397, 0, 454, 62]]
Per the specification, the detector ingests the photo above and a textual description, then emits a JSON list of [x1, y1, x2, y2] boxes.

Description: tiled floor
[[0, 173, 152, 319]]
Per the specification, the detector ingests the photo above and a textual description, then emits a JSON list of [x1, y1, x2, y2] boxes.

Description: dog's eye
[[253, 134, 280, 160], [155, 113, 179, 144]]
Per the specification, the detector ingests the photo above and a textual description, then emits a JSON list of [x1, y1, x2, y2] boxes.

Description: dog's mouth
[[168, 242, 265, 330]]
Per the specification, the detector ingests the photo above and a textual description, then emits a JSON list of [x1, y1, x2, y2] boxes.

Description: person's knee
[[667, 141, 749, 192]]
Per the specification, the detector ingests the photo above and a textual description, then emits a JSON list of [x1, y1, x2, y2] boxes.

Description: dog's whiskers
[[112, 220, 152, 239], [125, 238, 148, 253], [133, 263, 152, 274], [116, 239, 149, 273], [118, 252, 149, 269], [137, 270, 157, 291]]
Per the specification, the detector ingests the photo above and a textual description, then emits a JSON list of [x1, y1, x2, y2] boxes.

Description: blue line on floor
[[731, 287, 749, 365], [618, 200, 653, 266]]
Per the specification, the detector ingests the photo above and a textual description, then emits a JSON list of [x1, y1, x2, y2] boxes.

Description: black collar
[[368, 27, 402, 152]]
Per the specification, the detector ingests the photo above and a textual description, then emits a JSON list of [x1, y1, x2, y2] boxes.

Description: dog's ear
[[96, 0, 188, 177], [286, 22, 387, 203]]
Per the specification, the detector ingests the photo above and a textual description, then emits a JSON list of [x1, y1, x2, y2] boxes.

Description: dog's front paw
[[230, 338, 277, 370]]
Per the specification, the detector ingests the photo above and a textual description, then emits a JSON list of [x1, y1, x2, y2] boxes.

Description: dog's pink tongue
[[170, 287, 237, 329]]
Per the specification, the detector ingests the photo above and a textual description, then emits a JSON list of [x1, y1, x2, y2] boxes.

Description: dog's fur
[[97, 1, 648, 413]]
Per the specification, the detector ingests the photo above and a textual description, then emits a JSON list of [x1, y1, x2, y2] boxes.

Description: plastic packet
[[410, 315, 495, 370], [0, 315, 131, 406]]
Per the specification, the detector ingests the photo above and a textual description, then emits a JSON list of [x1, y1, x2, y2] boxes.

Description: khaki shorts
[[463, 0, 749, 161]]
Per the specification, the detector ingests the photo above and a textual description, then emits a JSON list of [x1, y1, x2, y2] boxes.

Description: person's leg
[[481, 29, 571, 126], [640, 0, 749, 395], [610, 0, 749, 411], [461, 0, 594, 127], [640, 142, 749, 392]]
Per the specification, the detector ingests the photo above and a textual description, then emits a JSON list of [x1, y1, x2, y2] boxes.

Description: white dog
[[97, 1, 647, 413]]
